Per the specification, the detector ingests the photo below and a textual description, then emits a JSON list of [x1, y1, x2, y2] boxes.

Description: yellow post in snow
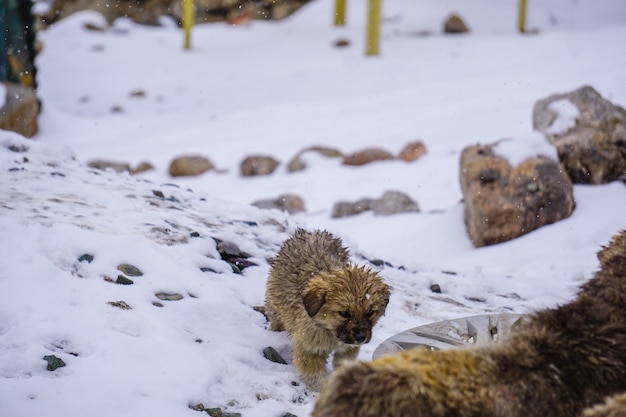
[[334, 0, 347, 26], [518, 0, 527, 33], [183, 0, 194, 49], [366, 0, 381, 55]]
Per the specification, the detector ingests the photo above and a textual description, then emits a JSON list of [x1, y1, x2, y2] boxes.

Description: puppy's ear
[[303, 280, 326, 317]]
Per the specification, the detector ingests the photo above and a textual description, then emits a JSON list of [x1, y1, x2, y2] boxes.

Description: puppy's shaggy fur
[[313, 230, 626, 417], [584, 393, 626, 417], [265, 229, 390, 391]]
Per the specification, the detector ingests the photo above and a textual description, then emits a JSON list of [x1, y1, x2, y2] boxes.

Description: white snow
[[1, 0, 626, 416], [546, 98, 581, 135], [493, 131, 560, 166]]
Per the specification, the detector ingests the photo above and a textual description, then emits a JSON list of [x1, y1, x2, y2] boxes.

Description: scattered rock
[[117, 263, 143, 277], [342, 148, 394, 166], [0, 81, 39, 138], [77, 254, 94, 263], [460, 143, 575, 247], [444, 13, 470, 34], [287, 146, 344, 172], [43, 355, 66, 371], [252, 194, 306, 214], [169, 155, 215, 177], [132, 161, 155, 174], [398, 140, 427, 162], [430, 283, 442, 294], [371, 190, 420, 215], [331, 190, 419, 218], [107, 300, 132, 310], [331, 198, 374, 218], [263, 346, 287, 364], [215, 239, 257, 273], [129, 88, 146, 98], [87, 159, 132, 173], [240, 155, 280, 177], [110, 105, 124, 113], [334, 38, 351, 48], [115, 275, 134, 285], [533, 85, 626, 184], [155, 292, 184, 301]]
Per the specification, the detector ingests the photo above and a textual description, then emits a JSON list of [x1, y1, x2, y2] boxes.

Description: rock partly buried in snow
[[331, 190, 419, 218], [460, 142, 575, 247], [169, 155, 216, 177], [443, 13, 470, 34], [287, 146, 344, 172], [371, 190, 420, 215], [533, 85, 626, 184], [252, 193, 306, 214], [240, 155, 280, 176], [398, 140, 427, 162], [342, 147, 395, 166]]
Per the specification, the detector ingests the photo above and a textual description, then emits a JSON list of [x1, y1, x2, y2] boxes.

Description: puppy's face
[[303, 265, 390, 346]]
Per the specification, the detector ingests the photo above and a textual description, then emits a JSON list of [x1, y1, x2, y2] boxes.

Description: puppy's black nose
[[354, 331, 367, 344]]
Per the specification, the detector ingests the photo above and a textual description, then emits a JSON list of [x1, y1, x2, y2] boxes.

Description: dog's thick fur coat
[[313, 230, 626, 417], [265, 229, 390, 391]]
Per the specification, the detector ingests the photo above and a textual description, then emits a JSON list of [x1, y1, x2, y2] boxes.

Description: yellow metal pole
[[518, 0, 527, 33], [334, 0, 347, 26], [365, 0, 381, 55], [183, 0, 194, 50]]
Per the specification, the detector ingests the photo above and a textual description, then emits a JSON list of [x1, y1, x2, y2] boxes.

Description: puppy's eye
[[366, 310, 375, 318], [339, 311, 351, 319]]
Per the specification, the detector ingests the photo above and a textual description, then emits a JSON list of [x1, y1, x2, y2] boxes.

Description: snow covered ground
[[1, 0, 626, 416]]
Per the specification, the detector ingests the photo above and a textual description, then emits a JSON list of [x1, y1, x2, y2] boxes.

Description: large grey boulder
[[533, 86, 626, 184]]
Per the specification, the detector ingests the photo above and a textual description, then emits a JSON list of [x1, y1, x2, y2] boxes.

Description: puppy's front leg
[[333, 346, 360, 368], [292, 341, 328, 391]]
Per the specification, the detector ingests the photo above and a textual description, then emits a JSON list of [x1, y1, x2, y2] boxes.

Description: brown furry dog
[[265, 229, 390, 391], [313, 230, 626, 417]]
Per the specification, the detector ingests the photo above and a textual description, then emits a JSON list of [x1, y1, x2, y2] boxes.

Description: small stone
[[78, 254, 94, 263], [217, 241, 241, 257], [87, 160, 131, 173], [152, 302, 164, 308], [131, 161, 154, 174], [43, 355, 66, 371], [240, 155, 280, 177], [430, 284, 442, 294], [107, 300, 132, 310], [331, 198, 374, 218], [263, 346, 287, 364], [342, 148, 394, 166], [152, 190, 165, 198], [283, 413, 298, 417], [129, 88, 146, 98], [199, 267, 217, 273], [229, 258, 258, 271], [169, 155, 215, 177], [398, 140, 427, 162], [155, 292, 184, 301], [334, 38, 350, 48], [371, 190, 420, 216], [189, 403, 206, 412], [117, 264, 143, 277], [444, 13, 470, 34], [206, 408, 224, 417], [115, 275, 134, 285], [190, 231, 201, 238]]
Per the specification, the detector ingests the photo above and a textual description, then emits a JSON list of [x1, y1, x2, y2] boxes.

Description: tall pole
[[183, 0, 194, 49], [365, 0, 381, 55], [334, 0, 347, 26], [518, 0, 527, 33]]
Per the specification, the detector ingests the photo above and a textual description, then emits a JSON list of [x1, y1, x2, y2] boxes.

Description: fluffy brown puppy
[[265, 229, 390, 391], [313, 230, 626, 417], [584, 393, 626, 417]]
